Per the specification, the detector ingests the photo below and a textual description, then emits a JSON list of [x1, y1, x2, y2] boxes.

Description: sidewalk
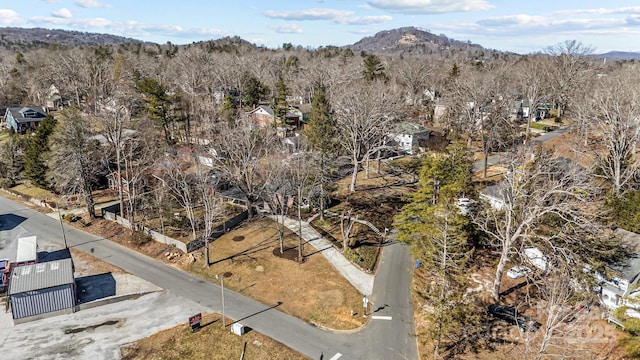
[[273, 216, 375, 296]]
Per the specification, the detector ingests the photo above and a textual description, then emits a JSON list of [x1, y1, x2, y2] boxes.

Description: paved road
[[0, 196, 418, 360], [472, 127, 571, 173]]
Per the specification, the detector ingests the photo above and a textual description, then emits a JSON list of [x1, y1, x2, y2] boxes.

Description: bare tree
[[210, 119, 280, 217], [333, 81, 401, 192], [576, 65, 640, 197], [515, 54, 551, 138], [526, 263, 595, 360], [544, 40, 595, 119], [99, 96, 131, 218], [449, 65, 517, 178], [339, 208, 357, 252], [473, 147, 600, 301], [193, 159, 224, 267], [263, 157, 296, 255], [161, 157, 197, 241], [50, 108, 100, 217], [50, 48, 90, 108], [390, 57, 435, 107]]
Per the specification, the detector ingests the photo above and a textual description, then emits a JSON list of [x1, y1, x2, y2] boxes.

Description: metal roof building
[[9, 258, 76, 321]]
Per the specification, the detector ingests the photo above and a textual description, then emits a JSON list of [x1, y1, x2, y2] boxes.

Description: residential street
[[0, 195, 418, 360], [472, 127, 571, 172]]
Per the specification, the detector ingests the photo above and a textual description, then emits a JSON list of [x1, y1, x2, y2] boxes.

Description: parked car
[[506, 265, 532, 279], [457, 198, 472, 207], [456, 198, 474, 216], [488, 304, 541, 332]]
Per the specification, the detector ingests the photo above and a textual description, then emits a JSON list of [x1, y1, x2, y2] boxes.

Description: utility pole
[[216, 274, 225, 328], [55, 201, 68, 249]]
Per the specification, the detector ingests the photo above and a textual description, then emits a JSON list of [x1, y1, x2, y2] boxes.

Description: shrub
[[0, 178, 14, 188], [131, 230, 152, 246]]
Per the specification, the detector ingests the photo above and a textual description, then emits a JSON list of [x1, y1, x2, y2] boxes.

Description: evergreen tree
[[362, 54, 387, 82], [307, 84, 335, 151], [0, 133, 23, 187], [24, 115, 56, 188], [136, 77, 176, 145], [241, 72, 269, 107], [220, 94, 237, 124], [394, 143, 478, 357], [306, 83, 336, 218], [273, 75, 288, 126]]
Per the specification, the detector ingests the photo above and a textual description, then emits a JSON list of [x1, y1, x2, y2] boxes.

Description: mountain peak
[[348, 26, 483, 54]]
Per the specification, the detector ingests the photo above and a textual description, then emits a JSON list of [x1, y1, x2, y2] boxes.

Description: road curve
[[0, 195, 418, 359]]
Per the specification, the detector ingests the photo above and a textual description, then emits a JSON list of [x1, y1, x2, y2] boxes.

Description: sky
[[2, 0, 640, 54]]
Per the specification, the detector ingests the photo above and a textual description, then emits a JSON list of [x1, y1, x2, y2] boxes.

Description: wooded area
[[1, 33, 640, 359]]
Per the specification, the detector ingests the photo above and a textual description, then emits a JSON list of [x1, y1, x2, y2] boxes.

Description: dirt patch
[[271, 246, 302, 262]]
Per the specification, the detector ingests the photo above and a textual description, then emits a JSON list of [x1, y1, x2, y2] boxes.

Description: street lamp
[[215, 274, 225, 329]]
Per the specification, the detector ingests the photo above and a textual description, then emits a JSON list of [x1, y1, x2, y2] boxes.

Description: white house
[[479, 184, 506, 211], [390, 122, 431, 155], [245, 105, 274, 127], [598, 228, 640, 318]]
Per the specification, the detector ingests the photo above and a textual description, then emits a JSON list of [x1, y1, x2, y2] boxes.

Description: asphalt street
[[472, 127, 571, 172], [0, 195, 418, 360]]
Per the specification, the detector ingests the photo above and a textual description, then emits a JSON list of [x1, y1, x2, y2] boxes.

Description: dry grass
[[333, 165, 415, 198], [120, 313, 309, 360], [10, 182, 54, 199], [183, 218, 367, 330]]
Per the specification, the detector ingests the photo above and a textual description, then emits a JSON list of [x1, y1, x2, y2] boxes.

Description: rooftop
[[610, 228, 640, 282], [9, 258, 74, 294], [16, 236, 37, 264]]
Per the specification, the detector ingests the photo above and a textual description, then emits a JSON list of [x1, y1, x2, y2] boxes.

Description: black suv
[[488, 304, 541, 332]]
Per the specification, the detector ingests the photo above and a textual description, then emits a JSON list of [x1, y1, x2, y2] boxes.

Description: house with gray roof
[[4, 106, 47, 134], [389, 121, 432, 155], [599, 228, 640, 318]]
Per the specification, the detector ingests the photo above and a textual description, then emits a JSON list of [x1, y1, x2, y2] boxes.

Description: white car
[[506, 266, 532, 279], [457, 198, 472, 207], [456, 198, 473, 215]]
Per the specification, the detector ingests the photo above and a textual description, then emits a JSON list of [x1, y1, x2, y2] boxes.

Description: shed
[[15, 236, 37, 266], [9, 258, 76, 320]]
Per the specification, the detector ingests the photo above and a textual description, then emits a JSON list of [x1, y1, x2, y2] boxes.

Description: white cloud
[[30, 15, 112, 28], [43, 0, 62, 3], [554, 6, 640, 16], [28, 15, 228, 40], [75, 0, 111, 9], [270, 24, 303, 34], [52, 8, 73, 19], [337, 15, 392, 25], [367, 0, 493, 14], [0, 9, 21, 25], [477, 14, 545, 27], [263, 8, 353, 21]]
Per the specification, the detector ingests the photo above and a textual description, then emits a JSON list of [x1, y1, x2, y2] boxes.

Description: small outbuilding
[[8, 258, 76, 321]]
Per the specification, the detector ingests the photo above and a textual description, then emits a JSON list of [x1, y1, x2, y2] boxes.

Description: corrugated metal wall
[[11, 284, 75, 319]]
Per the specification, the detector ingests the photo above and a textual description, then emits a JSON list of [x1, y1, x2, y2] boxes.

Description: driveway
[[0, 195, 418, 359]]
